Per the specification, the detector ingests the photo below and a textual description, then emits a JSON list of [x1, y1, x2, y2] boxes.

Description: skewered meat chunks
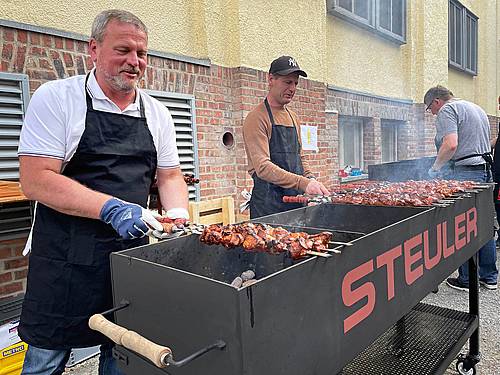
[[183, 174, 200, 185], [284, 180, 480, 207], [157, 216, 189, 233], [200, 223, 333, 260]]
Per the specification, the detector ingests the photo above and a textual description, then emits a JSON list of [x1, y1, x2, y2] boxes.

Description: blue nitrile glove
[[100, 198, 163, 239], [427, 167, 441, 179]]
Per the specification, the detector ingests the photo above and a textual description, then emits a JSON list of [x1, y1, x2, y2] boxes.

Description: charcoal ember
[[241, 270, 255, 281], [231, 276, 243, 288]]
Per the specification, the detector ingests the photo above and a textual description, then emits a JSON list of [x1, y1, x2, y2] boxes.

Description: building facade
[[0, 0, 499, 299]]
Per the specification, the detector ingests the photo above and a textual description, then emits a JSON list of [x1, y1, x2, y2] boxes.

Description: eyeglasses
[[425, 98, 436, 112]]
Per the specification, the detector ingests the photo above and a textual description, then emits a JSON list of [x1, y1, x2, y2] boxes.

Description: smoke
[[368, 156, 437, 181]]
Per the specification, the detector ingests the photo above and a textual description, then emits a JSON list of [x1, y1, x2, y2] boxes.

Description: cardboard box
[[0, 319, 21, 351]]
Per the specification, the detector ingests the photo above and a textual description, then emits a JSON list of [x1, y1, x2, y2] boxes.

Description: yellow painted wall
[[237, 0, 327, 81], [326, 11, 408, 99], [0, 0, 210, 58], [1, 0, 497, 113]]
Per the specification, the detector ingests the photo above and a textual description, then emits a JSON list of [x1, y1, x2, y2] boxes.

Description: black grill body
[[110, 186, 492, 375], [368, 156, 436, 181]]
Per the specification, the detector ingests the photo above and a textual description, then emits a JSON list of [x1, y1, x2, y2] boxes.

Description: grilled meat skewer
[[200, 223, 333, 260], [284, 180, 481, 207]]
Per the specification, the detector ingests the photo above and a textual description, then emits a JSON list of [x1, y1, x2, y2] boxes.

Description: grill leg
[[468, 254, 480, 357], [457, 254, 481, 373]]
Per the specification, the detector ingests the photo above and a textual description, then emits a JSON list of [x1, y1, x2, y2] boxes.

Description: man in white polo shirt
[[17, 9, 188, 374]]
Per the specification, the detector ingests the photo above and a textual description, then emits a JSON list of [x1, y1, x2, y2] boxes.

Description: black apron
[[249, 99, 304, 219], [19, 74, 157, 349], [493, 130, 500, 203]]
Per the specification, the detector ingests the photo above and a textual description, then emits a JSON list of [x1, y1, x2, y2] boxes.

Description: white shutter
[[0, 73, 31, 240], [0, 73, 29, 180], [146, 91, 199, 201]]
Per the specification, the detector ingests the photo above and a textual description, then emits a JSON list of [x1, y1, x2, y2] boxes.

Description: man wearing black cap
[[243, 55, 330, 218]]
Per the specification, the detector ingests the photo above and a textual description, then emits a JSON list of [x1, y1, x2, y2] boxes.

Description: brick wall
[[325, 88, 436, 176], [0, 238, 28, 300], [363, 117, 382, 166], [488, 115, 499, 141]]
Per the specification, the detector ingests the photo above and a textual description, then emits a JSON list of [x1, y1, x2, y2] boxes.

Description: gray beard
[[99, 68, 138, 93]]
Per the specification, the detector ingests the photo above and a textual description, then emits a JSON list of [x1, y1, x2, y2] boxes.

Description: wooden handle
[[89, 314, 171, 368]]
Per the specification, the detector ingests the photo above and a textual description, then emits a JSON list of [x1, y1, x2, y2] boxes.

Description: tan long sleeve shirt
[[243, 101, 313, 192]]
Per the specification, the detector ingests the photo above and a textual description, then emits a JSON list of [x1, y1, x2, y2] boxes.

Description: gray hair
[[91, 9, 148, 43], [424, 85, 454, 106]]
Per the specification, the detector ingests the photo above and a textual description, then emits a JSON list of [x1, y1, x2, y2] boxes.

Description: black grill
[[109, 183, 492, 375]]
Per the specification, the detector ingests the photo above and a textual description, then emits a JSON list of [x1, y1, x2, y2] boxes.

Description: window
[[146, 90, 199, 201], [328, 0, 406, 43], [449, 0, 478, 75], [378, 0, 404, 39], [337, 0, 373, 25], [381, 120, 399, 162], [339, 116, 363, 169]]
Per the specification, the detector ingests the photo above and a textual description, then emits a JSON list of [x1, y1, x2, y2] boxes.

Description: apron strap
[[264, 98, 276, 126], [84, 73, 93, 109], [84, 73, 146, 119], [453, 152, 493, 167]]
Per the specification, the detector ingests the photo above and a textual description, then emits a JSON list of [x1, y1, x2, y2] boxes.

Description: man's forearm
[[21, 169, 111, 219], [433, 146, 456, 169], [255, 159, 309, 191], [157, 169, 189, 212]]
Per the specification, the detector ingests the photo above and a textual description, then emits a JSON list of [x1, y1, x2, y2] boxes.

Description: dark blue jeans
[[449, 168, 498, 284], [21, 344, 123, 375]]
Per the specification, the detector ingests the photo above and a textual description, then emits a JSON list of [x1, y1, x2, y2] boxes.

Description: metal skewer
[[329, 241, 353, 247], [305, 250, 331, 258], [464, 189, 480, 193], [432, 203, 449, 208], [472, 184, 491, 189], [325, 248, 342, 254]]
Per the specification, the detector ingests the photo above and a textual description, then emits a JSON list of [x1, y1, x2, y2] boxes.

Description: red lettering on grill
[[466, 208, 477, 242], [404, 234, 423, 285], [455, 213, 467, 250], [424, 229, 441, 270], [442, 221, 455, 258], [342, 206, 479, 334], [376, 245, 402, 301], [342, 260, 375, 334]]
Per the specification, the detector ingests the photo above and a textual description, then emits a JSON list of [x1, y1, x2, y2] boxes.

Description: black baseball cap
[[269, 55, 307, 77]]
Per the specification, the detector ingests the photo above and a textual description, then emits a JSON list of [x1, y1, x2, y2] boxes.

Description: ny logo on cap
[[288, 58, 297, 67]]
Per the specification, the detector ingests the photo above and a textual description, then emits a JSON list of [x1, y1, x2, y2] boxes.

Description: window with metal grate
[[0, 73, 31, 241], [0, 73, 29, 181], [146, 90, 199, 202]]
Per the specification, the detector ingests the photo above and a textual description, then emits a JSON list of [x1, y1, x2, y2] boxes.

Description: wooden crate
[[0, 181, 27, 204], [189, 197, 235, 225]]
